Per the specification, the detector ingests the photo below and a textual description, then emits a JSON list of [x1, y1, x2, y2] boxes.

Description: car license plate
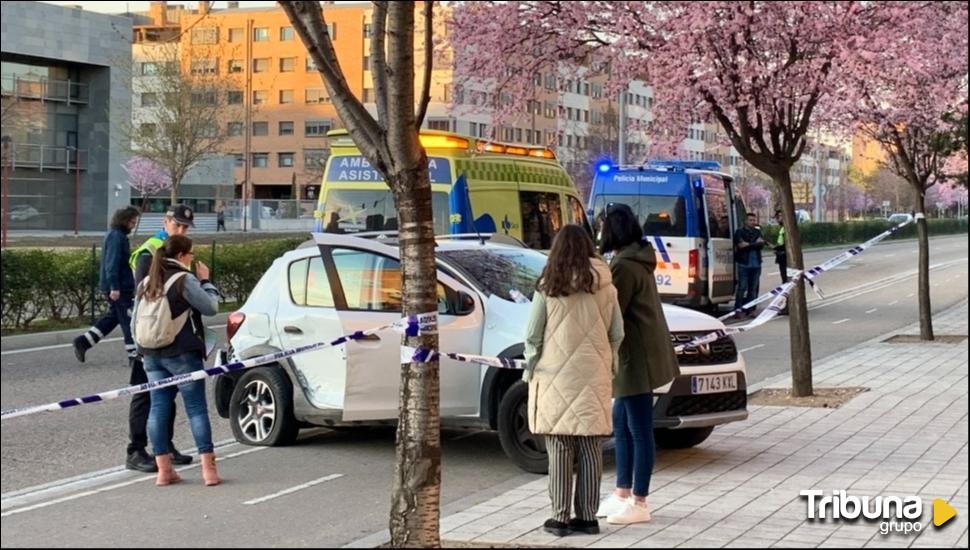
[[690, 373, 738, 395]]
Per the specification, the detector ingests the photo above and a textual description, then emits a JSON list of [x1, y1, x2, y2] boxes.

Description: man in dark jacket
[[73, 207, 141, 362], [733, 213, 765, 317]]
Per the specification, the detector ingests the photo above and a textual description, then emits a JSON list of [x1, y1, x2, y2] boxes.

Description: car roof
[[284, 233, 535, 262]]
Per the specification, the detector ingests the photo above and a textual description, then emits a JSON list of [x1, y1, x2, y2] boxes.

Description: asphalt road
[[0, 233, 966, 547]]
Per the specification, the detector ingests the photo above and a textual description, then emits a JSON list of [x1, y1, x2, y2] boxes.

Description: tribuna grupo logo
[[801, 490, 957, 535]]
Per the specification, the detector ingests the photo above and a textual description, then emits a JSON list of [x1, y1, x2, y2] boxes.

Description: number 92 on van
[[691, 373, 739, 395]]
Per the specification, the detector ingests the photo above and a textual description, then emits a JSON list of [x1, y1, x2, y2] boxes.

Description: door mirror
[[455, 290, 476, 315]]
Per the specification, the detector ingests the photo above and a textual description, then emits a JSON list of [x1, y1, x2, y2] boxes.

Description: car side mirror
[[455, 290, 476, 315]]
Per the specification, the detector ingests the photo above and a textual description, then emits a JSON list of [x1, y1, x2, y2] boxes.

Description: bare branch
[[371, 2, 390, 127], [414, 0, 434, 129]]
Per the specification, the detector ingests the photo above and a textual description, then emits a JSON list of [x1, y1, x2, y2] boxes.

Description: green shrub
[[760, 218, 967, 248]]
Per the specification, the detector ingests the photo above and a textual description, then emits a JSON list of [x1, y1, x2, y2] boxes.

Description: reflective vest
[[777, 226, 785, 247], [129, 234, 165, 270]]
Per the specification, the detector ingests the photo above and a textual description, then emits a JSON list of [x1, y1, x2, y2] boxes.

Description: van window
[[322, 189, 449, 235], [705, 191, 730, 239], [519, 191, 563, 249], [592, 195, 688, 237], [566, 195, 593, 236]]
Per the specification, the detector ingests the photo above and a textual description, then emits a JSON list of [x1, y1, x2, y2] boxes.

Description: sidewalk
[[436, 302, 969, 548]]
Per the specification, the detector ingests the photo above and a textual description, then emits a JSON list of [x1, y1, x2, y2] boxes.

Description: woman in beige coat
[[524, 224, 624, 537]]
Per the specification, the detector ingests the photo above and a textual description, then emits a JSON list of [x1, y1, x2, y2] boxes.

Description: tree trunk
[[775, 170, 814, 397], [914, 188, 934, 340], [170, 184, 177, 206], [389, 165, 442, 548]]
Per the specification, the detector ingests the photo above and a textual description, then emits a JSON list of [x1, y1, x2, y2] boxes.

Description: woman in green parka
[[596, 203, 680, 525]]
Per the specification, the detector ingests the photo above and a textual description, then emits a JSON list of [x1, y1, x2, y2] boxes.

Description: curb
[[0, 312, 232, 352]]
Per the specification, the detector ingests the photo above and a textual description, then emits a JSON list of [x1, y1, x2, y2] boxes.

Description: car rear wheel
[[654, 426, 714, 449], [497, 381, 548, 474], [229, 367, 299, 446]]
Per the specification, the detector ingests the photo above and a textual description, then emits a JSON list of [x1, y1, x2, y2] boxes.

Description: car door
[[320, 242, 482, 421], [273, 252, 347, 410]]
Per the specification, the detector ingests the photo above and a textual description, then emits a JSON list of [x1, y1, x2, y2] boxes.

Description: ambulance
[[588, 160, 746, 308], [314, 130, 591, 247]]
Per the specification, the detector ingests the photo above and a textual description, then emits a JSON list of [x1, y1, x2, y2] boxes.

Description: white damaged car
[[214, 233, 748, 473]]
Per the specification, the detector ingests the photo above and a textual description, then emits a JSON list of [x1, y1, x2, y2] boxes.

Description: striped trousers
[[545, 435, 604, 523]]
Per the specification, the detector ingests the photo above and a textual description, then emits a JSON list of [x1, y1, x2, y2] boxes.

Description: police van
[[588, 160, 746, 308], [315, 130, 590, 247]]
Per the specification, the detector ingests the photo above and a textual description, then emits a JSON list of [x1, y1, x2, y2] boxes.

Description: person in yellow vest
[[773, 209, 789, 316], [125, 205, 195, 472], [524, 224, 624, 537]]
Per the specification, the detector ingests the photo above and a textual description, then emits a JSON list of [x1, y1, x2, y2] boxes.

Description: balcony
[[0, 75, 89, 105], [3, 143, 88, 172]]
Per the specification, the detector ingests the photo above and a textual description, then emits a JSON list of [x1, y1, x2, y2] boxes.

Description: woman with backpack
[[596, 203, 680, 525], [524, 224, 624, 536], [132, 235, 221, 487]]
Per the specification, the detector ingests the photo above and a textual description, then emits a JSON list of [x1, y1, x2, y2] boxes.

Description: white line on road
[[739, 344, 766, 353], [866, 308, 879, 314], [888, 300, 899, 306], [832, 319, 851, 325], [0, 444, 265, 517], [1, 325, 227, 356], [243, 474, 344, 506]]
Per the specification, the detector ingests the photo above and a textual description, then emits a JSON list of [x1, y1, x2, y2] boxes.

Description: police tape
[[0, 312, 439, 421], [718, 216, 917, 322]]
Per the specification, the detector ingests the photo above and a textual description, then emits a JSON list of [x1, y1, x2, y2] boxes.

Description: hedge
[[760, 218, 968, 248], [1, 237, 305, 330]]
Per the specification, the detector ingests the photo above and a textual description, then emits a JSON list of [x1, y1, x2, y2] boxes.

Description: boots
[[154, 454, 182, 486], [200, 452, 220, 486]]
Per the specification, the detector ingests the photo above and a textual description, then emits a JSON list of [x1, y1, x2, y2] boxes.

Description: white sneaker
[[606, 500, 652, 524], [596, 493, 632, 518]]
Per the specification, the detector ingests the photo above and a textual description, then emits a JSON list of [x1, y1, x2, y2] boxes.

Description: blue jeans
[[613, 393, 655, 498], [735, 265, 762, 312], [144, 353, 213, 455]]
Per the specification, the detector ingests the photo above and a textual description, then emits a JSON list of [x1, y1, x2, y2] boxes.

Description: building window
[[253, 90, 268, 105], [304, 148, 329, 169], [363, 23, 373, 38], [228, 27, 244, 43], [363, 56, 370, 71], [253, 58, 270, 73], [232, 153, 244, 167], [544, 73, 556, 90], [252, 122, 269, 136], [279, 121, 294, 136], [228, 90, 243, 104], [140, 92, 158, 107], [228, 122, 244, 137], [190, 58, 218, 76], [252, 153, 269, 168], [141, 62, 160, 75], [279, 57, 296, 72], [544, 101, 556, 118], [305, 87, 330, 104], [191, 27, 218, 45], [363, 88, 374, 102], [278, 152, 295, 168], [279, 89, 294, 104], [427, 118, 451, 131], [191, 91, 216, 105], [305, 119, 333, 137], [201, 122, 218, 138], [306, 57, 317, 72], [326, 22, 337, 40], [253, 27, 270, 42], [228, 59, 244, 73], [280, 26, 295, 41]]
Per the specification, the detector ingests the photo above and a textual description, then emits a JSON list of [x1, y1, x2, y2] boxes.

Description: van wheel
[[497, 381, 548, 474], [654, 426, 714, 449], [229, 367, 299, 446]]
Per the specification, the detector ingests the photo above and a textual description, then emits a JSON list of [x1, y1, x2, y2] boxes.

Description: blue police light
[[596, 161, 613, 174]]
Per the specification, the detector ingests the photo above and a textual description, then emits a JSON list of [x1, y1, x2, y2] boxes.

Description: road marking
[[243, 474, 344, 506], [1, 324, 227, 356], [832, 319, 851, 325], [739, 344, 766, 353], [866, 308, 879, 314], [0, 443, 264, 517], [888, 300, 899, 306]]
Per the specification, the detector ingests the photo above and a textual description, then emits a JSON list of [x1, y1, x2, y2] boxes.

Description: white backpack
[[134, 272, 190, 349]]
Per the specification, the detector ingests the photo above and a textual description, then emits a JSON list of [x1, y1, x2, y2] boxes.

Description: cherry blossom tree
[[123, 156, 171, 231], [845, 1, 968, 340], [451, 1, 911, 396], [280, 2, 442, 546]]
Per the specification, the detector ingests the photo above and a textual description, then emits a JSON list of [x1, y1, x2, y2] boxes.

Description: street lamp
[[2, 135, 11, 248]]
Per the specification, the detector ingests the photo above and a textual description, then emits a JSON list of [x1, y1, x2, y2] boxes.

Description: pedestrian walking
[[524, 224, 624, 537], [121, 204, 196, 472], [216, 204, 226, 232], [733, 213, 765, 317], [132, 234, 221, 487], [596, 203, 680, 525], [773, 209, 790, 315], [72, 206, 141, 364]]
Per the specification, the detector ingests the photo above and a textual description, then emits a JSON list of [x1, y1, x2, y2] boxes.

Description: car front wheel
[[497, 381, 548, 474], [229, 367, 299, 446]]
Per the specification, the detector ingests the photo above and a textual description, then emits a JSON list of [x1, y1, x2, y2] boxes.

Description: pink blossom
[[123, 157, 172, 196]]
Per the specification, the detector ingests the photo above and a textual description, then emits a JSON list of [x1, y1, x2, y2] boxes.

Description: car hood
[[661, 304, 725, 332]]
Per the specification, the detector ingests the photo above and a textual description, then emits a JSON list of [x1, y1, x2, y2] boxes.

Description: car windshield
[[438, 248, 547, 301], [321, 189, 450, 234]]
